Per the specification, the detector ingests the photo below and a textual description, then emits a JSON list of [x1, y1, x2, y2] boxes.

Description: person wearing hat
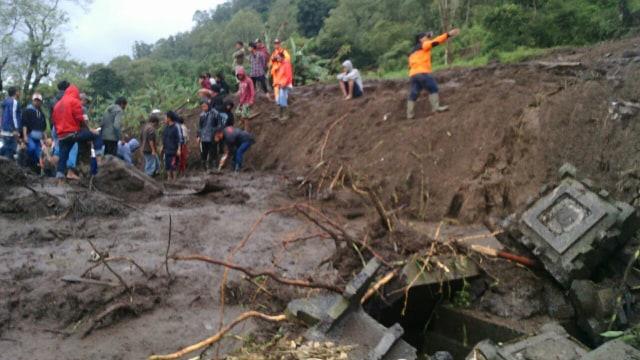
[[22, 92, 47, 167], [273, 52, 293, 121], [140, 112, 161, 176], [407, 29, 459, 119], [337, 60, 363, 100], [269, 38, 291, 102]]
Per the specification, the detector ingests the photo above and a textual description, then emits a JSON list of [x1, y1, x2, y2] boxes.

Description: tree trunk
[[619, 0, 632, 27]]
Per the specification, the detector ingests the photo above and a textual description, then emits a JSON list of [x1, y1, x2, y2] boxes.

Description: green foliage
[[296, 0, 338, 37], [288, 38, 329, 85], [88, 67, 126, 99]]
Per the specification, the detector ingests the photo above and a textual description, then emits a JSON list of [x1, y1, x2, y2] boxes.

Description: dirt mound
[[208, 37, 640, 226], [93, 155, 164, 203]]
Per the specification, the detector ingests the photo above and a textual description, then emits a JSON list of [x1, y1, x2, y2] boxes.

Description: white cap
[[32, 93, 43, 101], [150, 109, 163, 115]]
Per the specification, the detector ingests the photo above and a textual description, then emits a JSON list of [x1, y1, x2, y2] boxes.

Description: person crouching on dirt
[[337, 60, 364, 100], [52, 84, 103, 183], [197, 100, 217, 170], [162, 111, 182, 181], [407, 29, 459, 119], [117, 135, 140, 166], [235, 67, 255, 132], [214, 126, 255, 173], [141, 114, 160, 176], [40, 138, 57, 177], [273, 52, 293, 122]]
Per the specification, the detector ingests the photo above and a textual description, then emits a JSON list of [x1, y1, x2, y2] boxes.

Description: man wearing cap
[[273, 52, 293, 121], [269, 39, 291, 102], [337, 60, 364, 100], [407, 29, 459, 119], [101, 96, 127, 156], [22, 93, 48, 167], [141, 111, 161, 176]]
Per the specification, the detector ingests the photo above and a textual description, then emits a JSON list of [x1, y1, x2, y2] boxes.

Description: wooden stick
[[174, 254, 343, 293], [148, 311, 287, 360], [368, 189, 393, 232], [85, 239, 130, 290], [80, 256, 148, 278], [361, 270, 398, 304], [469, 244, 536, 267], [165, 215, 172, 279], [454, 230, 504, 243], [320, 115, 347, 162]]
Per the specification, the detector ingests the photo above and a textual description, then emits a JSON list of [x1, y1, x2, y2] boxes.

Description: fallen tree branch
[[148, 311, 287, 360], [174, 254, 343, 293], [85, 239, 130, 290], [165, 215, 172, 279], [81, 256, 148, 278], [361, 270, 399, 304], [369, 189, 393, 232], [82, 302, 133, 337]]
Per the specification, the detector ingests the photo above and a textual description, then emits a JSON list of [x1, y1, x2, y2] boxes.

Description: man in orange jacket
[[407, 29, 459, 119], [269, 39, 291, 102], [273, 53, 293, 122]]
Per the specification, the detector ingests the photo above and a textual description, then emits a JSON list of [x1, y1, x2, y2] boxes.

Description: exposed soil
[[2, 36, 640, 360]]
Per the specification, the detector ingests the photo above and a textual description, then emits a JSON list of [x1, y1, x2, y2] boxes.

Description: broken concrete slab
[[286, 258, 417, 360], [424, 305, 529, 359], [569, 280, 620, 344], [93, 156, 163, 203], [582, 339, 640, 360], [518, 164, 639, 288], [411, 223, 504, 251], [401, 255, 480, 288], [466, 323, 590, 360]]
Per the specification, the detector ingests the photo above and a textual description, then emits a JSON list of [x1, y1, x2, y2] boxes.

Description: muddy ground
[[2, 36, 640, 359]]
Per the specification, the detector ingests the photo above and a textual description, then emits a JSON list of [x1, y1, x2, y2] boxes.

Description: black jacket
[[162, 123, 181, 155], [23, 105, 47, 134]]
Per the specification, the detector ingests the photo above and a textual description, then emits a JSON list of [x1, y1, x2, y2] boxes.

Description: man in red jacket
[[235, 67, 255, 132], [52, 84, 103, 182], [273, 52, 293, 122]]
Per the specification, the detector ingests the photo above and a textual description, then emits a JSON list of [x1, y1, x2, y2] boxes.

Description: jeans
[[26, 136, 42, 166], [144, 153, 160, 176], [234, 140, 255, 167], [52, 127, 78, 169], [56, 129, 103, 179], [0, 135, 17, 159], [409, 73, 439, 101], [276, 86, 290, 107]]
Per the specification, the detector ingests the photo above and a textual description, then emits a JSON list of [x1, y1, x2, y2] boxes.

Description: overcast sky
[[63, 0, 225, 65]]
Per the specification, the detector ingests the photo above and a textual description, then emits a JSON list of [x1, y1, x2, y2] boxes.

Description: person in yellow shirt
[[407, 29, 459, 119]]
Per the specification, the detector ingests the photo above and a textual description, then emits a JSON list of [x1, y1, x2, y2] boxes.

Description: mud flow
[[2, 37, 640, 360]]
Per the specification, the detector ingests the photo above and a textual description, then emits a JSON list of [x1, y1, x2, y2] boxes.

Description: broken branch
[[148, 311, 287, 360], [175, 254, 343, 293]]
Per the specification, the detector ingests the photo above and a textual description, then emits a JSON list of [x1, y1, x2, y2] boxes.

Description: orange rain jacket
[[270, 48, 291, 78], [408, 32, 450, 77]]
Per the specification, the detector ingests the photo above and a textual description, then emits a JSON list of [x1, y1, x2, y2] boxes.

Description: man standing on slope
[[101, 97, 127, 156], [269, 39, 290, 102], [235, 67, 255, 132], [407, 29, 459, 119], [273, 52, 293, 122], [1, 86, 22, 160]]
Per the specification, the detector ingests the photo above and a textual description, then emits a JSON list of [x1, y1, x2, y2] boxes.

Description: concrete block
[[519, 173, 639, 288]]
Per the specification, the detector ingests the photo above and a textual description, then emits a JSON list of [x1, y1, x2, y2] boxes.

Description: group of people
[[0, 29, 460, 182]]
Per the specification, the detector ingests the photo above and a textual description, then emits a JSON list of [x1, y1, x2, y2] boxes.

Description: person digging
[[407, 29, 459, 119]]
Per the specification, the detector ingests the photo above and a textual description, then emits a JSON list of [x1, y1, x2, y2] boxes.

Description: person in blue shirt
[[162, 111, 182, 181], [1, 86, 22, 160]]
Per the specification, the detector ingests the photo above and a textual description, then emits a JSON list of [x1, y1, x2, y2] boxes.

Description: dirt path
[[0, 174, 337, 360]]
